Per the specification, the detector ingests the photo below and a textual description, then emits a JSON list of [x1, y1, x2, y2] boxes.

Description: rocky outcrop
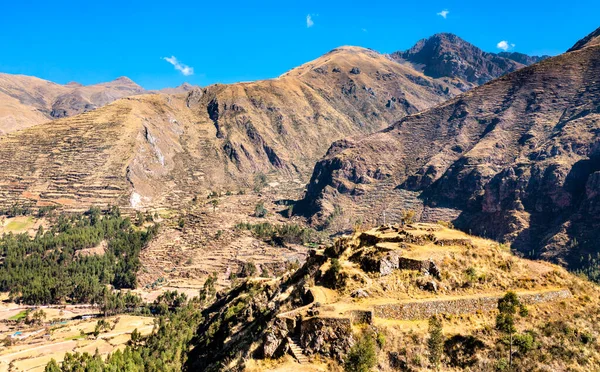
[[300, 317, 354, 361]]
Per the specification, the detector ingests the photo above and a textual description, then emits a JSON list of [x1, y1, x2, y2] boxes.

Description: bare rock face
[[300, 317, 354, 361], [301, 29, 600, 272], [351, 289, 369, 298], [379, 252, 400, 276]]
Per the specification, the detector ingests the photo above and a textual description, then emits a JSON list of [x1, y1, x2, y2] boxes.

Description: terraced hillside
[[0, 46, 463, 210], [188, 222, 600, 371], [0, 74, 145, 134], [300, 26, 600, 270]]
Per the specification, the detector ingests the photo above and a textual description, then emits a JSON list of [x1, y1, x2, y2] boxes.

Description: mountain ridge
[[0, 46, 461, 210], [389, 33, 549, 88], [300, 27, 600, 272]]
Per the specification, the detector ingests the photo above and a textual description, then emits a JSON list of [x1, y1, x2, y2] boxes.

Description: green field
[[4, 217, 34, 232], [9, 310, 28, 321]]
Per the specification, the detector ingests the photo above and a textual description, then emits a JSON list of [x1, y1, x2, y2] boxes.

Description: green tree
[[29, 309, 46, 325], [210, 198, 219, 212], [427, 316, 444, 369], [344, 332, 377, 372], [496, 291, 528, 368], [44, 359, 61, 372]]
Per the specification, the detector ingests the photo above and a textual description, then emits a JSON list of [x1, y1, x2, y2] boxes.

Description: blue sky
[[1, 0, 598, 90]]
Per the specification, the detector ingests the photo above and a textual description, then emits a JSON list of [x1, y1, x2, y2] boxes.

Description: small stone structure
[[373, 289, 572, 320]]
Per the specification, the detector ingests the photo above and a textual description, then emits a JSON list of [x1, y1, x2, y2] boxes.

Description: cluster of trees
[[0, 205, 57, 218], [0, 207, 158, 304]]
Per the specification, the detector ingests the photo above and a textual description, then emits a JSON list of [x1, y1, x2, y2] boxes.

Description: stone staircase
[[287, 335, 309, 364]]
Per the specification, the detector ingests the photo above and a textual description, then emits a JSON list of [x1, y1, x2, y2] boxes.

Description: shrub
[[465, 267, 477, 282], [513, 332, 535, 354], [323, 258, 343, 289], [253, 173, 267, 192], [254, 202, 268, 218], [401, 210, 416, 225], [444, 334, 485, 368], [344, 332, 377, 372], [376, 332, 386, 348]]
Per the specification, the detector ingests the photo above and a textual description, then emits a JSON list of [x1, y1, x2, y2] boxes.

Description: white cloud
[[496, 40, 515, 51], [437, 10, 449, 19], [306, 14, 314, 28], [163, 56, 194, 76], [361, 28, 368, 32]]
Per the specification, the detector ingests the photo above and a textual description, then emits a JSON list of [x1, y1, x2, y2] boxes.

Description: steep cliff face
[[301, 30, 600, 268], [390, 33, 547, 88]]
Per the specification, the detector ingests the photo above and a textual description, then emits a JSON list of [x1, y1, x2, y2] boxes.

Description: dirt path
[[277, 286, 338, 319], [310, 286, 338, 304]]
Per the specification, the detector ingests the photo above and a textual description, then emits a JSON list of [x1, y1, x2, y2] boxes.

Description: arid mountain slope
[[390, 33, 548, 89], [189, 223, 600, 371], [301, 30, 600, 269], [0, 46, 461, 210], [0, 74, 145, 134], [568, 26, 600, 52]]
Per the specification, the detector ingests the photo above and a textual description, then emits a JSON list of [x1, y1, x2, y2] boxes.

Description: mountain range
[[0, 33, 545, 210], [0, 75, 195, 135]]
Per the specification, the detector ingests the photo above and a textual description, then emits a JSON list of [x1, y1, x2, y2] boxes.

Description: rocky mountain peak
[[390, 33, 546, 86]]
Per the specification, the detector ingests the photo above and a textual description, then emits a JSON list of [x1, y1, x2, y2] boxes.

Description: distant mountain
[[389, 33, 548, 88], [158, 83, 199, 94], [0, 74, 145, 134], [498, 51, 550, 65], [0, 46, 462, 210], [300, 27, 600, 271]]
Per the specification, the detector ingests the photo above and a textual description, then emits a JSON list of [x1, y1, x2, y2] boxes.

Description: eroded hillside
[[0, 46, 462, 210], [300, 27, 600, 272]]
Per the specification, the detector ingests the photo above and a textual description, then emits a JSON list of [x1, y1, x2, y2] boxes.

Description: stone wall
[[373, 289, 572, 320], [347, 310, 373, 325]]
